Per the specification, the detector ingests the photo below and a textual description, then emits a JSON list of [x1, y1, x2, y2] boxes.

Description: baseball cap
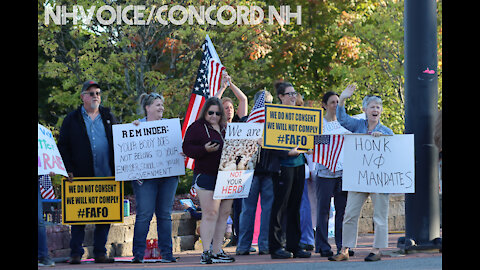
[[82, 80, 100, 92]]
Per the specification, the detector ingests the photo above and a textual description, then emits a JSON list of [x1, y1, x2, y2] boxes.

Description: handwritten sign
[[263, 104, 322, 151], [213, 123, 263, 199], [112, 119, 185, 181], [342, 134, 415, 193], [38, 123, 68, 177], [62, 177, 123, 224]]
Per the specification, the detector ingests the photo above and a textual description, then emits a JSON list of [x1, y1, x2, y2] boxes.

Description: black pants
[[269, 165, 305, 252]]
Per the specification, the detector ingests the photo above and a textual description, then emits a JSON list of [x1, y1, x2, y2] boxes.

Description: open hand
[[339, 84, 357, 100]]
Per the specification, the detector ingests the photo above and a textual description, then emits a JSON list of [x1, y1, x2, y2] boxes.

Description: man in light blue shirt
[[58, 80, 117, 264]]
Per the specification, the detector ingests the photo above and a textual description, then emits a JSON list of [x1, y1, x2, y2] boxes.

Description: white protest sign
[[38, 123, 68, 177], [342, 134, 415, 193], [213, 123, 263, 199], [112, 118, 185, 181]]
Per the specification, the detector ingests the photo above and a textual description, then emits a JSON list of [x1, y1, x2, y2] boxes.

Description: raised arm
[[338, 84, 357, 106], [214, 72, 248, 118]]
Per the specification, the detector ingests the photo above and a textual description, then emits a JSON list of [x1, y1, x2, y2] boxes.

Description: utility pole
[[398, 0, 442, 252]]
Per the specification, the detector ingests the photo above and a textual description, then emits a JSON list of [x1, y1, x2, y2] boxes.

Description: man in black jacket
[[57, 80, 117, 264]]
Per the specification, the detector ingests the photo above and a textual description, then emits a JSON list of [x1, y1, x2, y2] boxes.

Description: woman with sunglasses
[[130, 92, 179, 263], [329, 84, 393, 262], [268, 81, 312, 260], [182, 97, 236, 264]]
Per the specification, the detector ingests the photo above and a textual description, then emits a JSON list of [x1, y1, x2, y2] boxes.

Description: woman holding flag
[[314, 91, 351, 258]]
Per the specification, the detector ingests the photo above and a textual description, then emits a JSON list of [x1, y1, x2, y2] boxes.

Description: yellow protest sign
[[263, 104, 322, 151], [62, 177, 124, 225]]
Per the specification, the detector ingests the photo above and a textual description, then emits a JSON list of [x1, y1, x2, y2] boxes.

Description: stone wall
[[46, 195, 406, 259]]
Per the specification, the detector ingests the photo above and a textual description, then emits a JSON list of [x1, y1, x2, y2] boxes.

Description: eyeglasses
[[208, 111, 222, 116], [283, 91, 298, 97], [85, 91, 101, 97]]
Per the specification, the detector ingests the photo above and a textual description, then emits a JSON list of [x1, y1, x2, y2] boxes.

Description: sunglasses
[[283, 91, 298, 97], [148, 93, 162, 98], [208, 111, 222, 116], [366, 94, 381, 99], [85, 91, 101, 97]]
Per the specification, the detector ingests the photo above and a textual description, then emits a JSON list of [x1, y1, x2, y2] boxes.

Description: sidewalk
[[49, 232, 442, 269]]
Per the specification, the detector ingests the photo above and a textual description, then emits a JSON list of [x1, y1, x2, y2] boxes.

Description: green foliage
[[39, 0, 442, 193]]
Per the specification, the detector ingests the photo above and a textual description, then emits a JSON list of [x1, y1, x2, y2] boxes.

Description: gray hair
[[254, 90, 273, 104], [139, 92, 164, 116], [362, 95, 382, 109]]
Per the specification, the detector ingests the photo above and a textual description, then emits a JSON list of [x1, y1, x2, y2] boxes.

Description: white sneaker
[[212, 250, 235, 263]]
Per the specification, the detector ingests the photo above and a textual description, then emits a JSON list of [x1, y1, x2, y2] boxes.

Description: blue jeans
[[132, 176, 179, 259], [237, 173, 274, 252], [314, 176, 347, 253], [300, 179, 314, 245], [38, 183, 48, 259]]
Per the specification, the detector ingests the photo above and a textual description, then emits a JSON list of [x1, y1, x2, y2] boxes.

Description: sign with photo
[[213, 123, 263, 199]]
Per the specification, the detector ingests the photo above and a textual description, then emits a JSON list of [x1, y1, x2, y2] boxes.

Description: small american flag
[[313, 134, 345, 173], [246, 91, 266, 123], [39, 175, 56, 199], [181, 35, 225, 169]]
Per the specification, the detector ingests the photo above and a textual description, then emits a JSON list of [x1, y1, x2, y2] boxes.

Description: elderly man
[[58, 80, 118, 264]]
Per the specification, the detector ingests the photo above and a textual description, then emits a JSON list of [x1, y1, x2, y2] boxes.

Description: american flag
[[181, 35, 225, 169], [313, 134, 345, 173], [39, 174, 56, 199], [246, 91, 266, 123]]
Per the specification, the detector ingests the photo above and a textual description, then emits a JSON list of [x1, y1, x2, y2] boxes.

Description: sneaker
[[200, 250, 213, 264], [364, 252, 381, 261], [38, 257, 55, 267], [161, 255, 177, 263], [69, 255, 82, 264], [236, 249, 250, 255], [212, 250, 235, 263], [131, 257, 144, 263], [328, 252, 349, 261], [299, 243, 314, 251]]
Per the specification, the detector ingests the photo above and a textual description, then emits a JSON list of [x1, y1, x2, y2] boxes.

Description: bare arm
[[338, 84, 357, 107], [228, 79, 248, 118]]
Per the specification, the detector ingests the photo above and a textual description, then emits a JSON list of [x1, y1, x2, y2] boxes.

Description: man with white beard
[[58, 80, 118, 264]]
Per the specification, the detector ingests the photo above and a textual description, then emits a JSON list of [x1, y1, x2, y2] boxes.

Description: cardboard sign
[[62, 177, 124, 224], [112, 119, 185, 181], [38, 124, 68, 177], [342, 134, 415, 193], [213, 123, 263, 199], [263, 104, 322, 151]]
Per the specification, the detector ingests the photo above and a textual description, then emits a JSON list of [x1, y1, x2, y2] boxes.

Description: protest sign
[[62, 177, 123, 224], [263, 104, 322, 151], [38, 123, 68, 177], [213, 123, 263, 199], [342, 134, 415, 193], [112, 119, 185, 181]]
